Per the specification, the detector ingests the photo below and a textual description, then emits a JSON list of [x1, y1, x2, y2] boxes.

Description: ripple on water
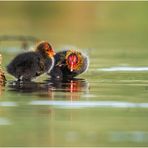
[[0, 101, 17, 107], [109, 131, 148, 143], [1, 100, 148, 109], [98, 66, 148, 72], [0, 118, 12, 125], [29, 100, 148, 109]]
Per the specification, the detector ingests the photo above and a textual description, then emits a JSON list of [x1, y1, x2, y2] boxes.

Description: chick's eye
[[44, 44, 49, 50], [46, 48, 52, 52]]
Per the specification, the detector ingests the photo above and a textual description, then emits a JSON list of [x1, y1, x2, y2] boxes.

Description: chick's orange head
[[36, 41, 55, 57], [44, 42, 55, 57]]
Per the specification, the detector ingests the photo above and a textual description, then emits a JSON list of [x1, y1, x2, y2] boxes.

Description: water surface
[[0, 2, 148, 147]]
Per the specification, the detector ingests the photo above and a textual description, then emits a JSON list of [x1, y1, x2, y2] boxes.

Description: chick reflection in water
[[8, 81, 50, 93], [8, 78, 89, 101], [46, 78, 89, 100]]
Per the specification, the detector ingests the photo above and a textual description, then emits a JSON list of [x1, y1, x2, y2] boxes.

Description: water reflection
[[8, 81, 49, 93], [8, 78, 89, 100], [46, 78, 89, 93], [109, 131, 148, 143]]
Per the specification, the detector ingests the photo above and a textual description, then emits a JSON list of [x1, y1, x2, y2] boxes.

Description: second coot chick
[[7, 41, 55, 81], [0, 54, 6, 85], [49, 49, 89, 79]]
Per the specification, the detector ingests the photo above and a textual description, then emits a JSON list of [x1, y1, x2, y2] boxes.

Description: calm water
[[0, 2, 148, 147]]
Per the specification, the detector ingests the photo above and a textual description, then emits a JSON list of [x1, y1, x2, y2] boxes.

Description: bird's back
[[7, 52, 41, 80]]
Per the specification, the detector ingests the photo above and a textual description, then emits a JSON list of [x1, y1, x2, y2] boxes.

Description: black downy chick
[[49, 49, 89, 80], [7, 41, 55, 81]]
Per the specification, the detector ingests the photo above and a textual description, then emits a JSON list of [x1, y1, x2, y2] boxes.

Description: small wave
[[0, 102, 17, 107], [98, 66, 148, 72], [29, 100, 148, 109], [0, 117, 12, 125], [1, 100, 148, 109], [109, 131, 148, 142]]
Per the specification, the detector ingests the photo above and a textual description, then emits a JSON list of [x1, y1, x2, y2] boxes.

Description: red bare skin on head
[[68, 54, 78, 72]]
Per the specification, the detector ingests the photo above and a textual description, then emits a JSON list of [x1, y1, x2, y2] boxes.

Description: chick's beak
[[70, 62, 74, 72], [48, 49, 56, 57]]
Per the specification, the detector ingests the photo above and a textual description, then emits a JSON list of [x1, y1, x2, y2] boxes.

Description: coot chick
[[0, 54, 6, 85], [7, 41, 55, 81], [49, 49, 89, 79]]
